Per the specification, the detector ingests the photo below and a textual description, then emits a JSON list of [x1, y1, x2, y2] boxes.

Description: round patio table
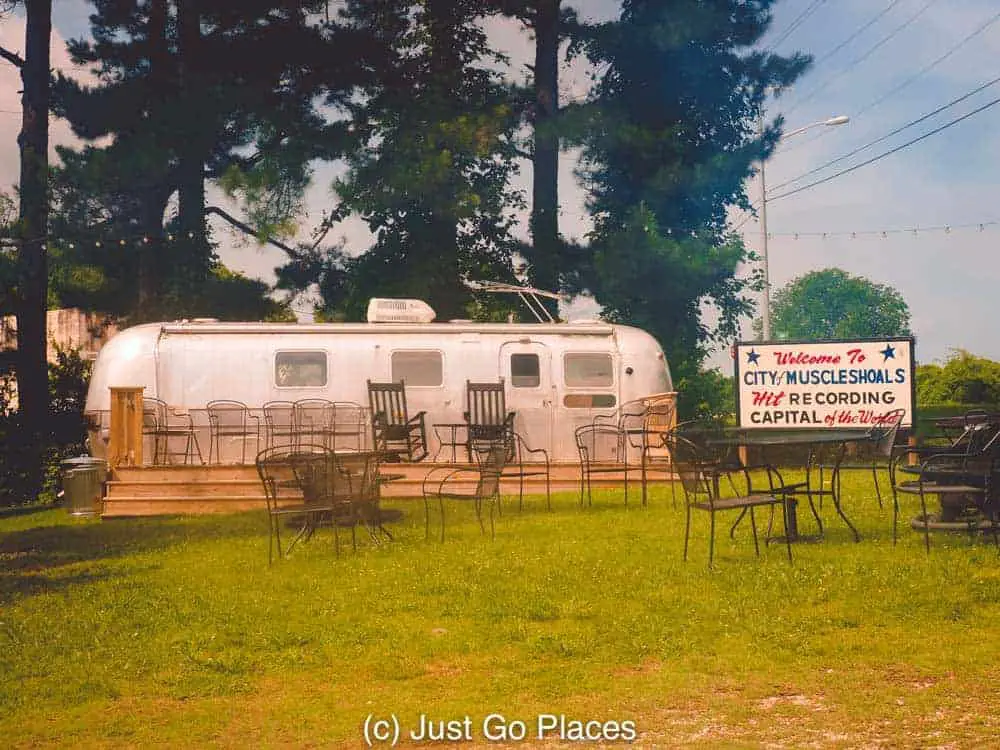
[[706, 427, 874, 542]]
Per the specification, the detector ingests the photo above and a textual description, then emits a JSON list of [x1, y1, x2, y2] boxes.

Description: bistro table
[[707, 427, 874, 542]]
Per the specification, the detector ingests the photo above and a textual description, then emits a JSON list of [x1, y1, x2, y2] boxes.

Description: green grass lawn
[[2, 474, 1000, 748]]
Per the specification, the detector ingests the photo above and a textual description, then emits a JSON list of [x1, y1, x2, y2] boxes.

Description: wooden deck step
[[101, 461, 676, 516], [105, 479, 265, 499]]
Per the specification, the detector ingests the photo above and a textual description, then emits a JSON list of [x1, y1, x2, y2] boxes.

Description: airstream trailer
[[85, 301, 673, 463]]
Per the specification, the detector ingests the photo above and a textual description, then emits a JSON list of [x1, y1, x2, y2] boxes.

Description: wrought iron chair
[[263, 400, 297, 449], [422, 438, 508, 542], [142, 397, 203, 465], [891, 424, 1000, 553], [504, 431, 551, 511], [294, 398, 336, 448], [334, 450, 388, 543], [574, 423, 631, 507], [330, 401, 367, 451], [464, 379, 516, 461], [625, 398, 677, 507], [818, 409, 906, 509], [206, 400, 261, 464], [367, 380, 428, 462], [667, 429, 792, 567], [255, 444, 341, 563]]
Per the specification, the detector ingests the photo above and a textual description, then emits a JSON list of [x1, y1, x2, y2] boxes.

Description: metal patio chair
[[294, 398, 336, 448], [330, 401, 367, 451], [891, 424, 1000, 553], [142, 397, 203, 465], [263, 400, 297, 449], [422, 437, 508, 542], [575, 422, 631, 507], [367, 380, 428, 462], [667, 428, 791, 567], [256, 444, 341, 563], [206, 400, 261, 464], [818, 409, 906, 509]]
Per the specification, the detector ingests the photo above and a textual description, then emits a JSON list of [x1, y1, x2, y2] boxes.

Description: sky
[[2, 0, 999, 374]]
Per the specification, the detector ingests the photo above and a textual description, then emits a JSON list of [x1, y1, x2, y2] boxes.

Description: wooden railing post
[[109, 387, 143, 467]]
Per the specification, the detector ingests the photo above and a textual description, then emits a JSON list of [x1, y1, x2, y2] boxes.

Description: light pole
[[759, 114, 849, 341]]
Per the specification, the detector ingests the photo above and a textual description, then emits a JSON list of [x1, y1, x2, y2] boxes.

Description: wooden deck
[[103, 461, 676, 516]]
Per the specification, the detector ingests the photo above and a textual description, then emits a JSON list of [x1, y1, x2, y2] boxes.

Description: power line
[[766, 0, 828, 51], [784, 0, 941, 117], [768, 93, 1000, 202], [810, 0, 906, 69], [782, 4, 1000, 156], [769, 73, 1000, 193], [855, 7, 1000, 119]]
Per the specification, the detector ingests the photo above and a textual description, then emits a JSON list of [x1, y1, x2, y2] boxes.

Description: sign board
[[734, 337, 915, 428]]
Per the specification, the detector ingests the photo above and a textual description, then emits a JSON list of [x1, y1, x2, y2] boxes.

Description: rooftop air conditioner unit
[[366, 298, 437, 324]]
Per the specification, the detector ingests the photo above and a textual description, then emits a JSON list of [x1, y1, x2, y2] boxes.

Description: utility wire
[[766, 0, 828, 51], [783, 0, 941, 117], [854, 7, 1000, 119], [768, 93, 1000, 202], [781, 3, 998, 155], [810, 0, 906, 69], [769, 73, 1000, 193]]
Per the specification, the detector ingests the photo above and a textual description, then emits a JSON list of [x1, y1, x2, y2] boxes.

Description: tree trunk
[[137, 0, 170, 318], [176, 0, 206, 243], [15, 0, 52, 501], [529, 0, 560, 318]]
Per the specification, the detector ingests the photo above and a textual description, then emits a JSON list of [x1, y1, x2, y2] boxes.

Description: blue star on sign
[[880, 344, 896, 362], [746, 348, 760, 366]]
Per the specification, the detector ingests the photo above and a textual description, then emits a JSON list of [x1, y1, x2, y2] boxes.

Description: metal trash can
[[61, 456, 108, 518]]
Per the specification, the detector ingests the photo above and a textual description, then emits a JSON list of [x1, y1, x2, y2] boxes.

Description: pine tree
[[322, 0, 524, 321], [571, 0, 810, 403], [54, 1, 351, 320]]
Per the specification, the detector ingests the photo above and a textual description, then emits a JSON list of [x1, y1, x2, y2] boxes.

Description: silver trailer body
[[85, 319, 672, 462]]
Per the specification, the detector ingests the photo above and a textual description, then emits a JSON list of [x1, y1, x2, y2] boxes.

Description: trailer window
[[564, 353, 613, 387], [564, 394, 617, 409], [391, 350, 443, 387], [275, 351, 327, 387], [510, 353, 540, 388]]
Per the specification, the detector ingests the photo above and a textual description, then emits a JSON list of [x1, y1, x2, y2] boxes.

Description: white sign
[[734, 338, 915, 428]]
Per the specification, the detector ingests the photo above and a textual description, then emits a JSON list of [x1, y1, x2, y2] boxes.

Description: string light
[[758, 220, 1000, 239], [0, 231, 212, 250]]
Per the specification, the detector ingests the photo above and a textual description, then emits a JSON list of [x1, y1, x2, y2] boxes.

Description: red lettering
[[847, 348, 865, 364], [774, 351, 842, 366], [751, 391, 786, 407]]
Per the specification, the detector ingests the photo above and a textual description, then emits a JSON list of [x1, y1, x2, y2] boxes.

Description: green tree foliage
[[566, 0, 809, 415], [306, 0, 525, 321], [53, 0, 351, 320], [916, 350, 1000, 407], [679, 366, 735, 422], [768, 268, 912, 341]]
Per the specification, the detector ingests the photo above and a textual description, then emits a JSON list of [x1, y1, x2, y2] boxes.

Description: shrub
[[0, 347, 93, 506]]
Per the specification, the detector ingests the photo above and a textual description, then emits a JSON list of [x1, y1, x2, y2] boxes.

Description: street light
[[759, 114, 849, 341]]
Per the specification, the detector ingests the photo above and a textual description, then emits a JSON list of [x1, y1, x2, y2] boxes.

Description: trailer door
[[499, 341, 554, 455]]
